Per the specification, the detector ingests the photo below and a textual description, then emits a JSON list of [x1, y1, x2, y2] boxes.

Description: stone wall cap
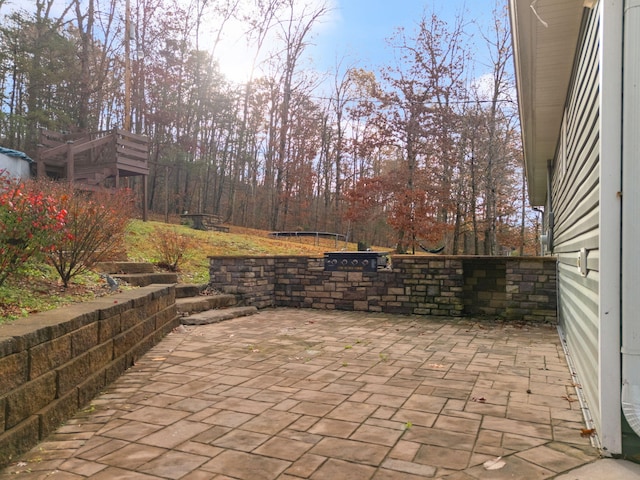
[[0, 285, 173, 352], [390, 255, 555, 261], [208, 255, 323, 259]]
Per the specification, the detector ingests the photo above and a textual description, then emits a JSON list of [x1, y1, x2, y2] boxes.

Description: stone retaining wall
[[209, 255, 557, 322], [209, 257, 276, 309], [0, 285, 179, 467]]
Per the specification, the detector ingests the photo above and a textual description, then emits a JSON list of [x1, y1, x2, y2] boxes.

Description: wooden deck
[[37, 128, 150, 219], [37, 128, 149, 185]]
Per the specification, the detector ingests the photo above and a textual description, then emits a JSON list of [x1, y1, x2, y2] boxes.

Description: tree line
[[0, 0, 538, 254]]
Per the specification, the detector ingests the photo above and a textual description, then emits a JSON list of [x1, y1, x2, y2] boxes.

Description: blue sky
[[210, 0, 500, 82], [2, 0, 499, 83], [310, 0, 496, 75]]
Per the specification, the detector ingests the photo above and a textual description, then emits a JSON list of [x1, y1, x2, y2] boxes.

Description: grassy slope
[[0, 219, 360, 322], [125, 220, 356, 283]]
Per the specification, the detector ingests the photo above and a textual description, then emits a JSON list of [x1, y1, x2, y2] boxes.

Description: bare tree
[[373, 12, 466, 252], [269, 0, 330, 229], [0, 0, 534, 250], [479, 4, 514, 255], [327, 60, 359, 232], [226, 0, 281, 223]]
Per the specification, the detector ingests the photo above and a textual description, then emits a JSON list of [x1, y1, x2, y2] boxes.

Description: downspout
[[540, 160, 554, 254], [620, 0, 640, 437], [546, 159, 554, 251], [532, 207, 544, 256]]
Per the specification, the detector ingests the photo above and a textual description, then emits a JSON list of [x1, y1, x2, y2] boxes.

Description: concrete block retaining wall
[[0, 285, 179, 467], [208, 255, 557, 322]]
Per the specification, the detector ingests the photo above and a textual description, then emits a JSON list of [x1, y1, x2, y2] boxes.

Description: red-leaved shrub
[[0, 173, 67, 287], [47, 185, 135, 287]]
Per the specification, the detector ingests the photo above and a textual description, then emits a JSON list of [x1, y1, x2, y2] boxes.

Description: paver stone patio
[[0, 308, 600, 479]]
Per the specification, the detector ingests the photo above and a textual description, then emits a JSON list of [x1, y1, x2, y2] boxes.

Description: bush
[[48, 186, 135, 287], [0, 173, 67, 288], [152, 227, 194, 271]]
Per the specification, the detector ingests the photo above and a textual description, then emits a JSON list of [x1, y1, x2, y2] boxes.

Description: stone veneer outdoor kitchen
[[208, 255, 557, 323]]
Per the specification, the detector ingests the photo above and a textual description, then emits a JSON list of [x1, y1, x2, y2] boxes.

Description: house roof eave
[[509, 0, 586, 206]]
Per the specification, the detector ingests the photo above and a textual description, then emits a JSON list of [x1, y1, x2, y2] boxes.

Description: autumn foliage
[[47, 186, 135, 287], [0, 4, 538, 255], [151, 227, 195, 272], [0, 173, 67, 287]]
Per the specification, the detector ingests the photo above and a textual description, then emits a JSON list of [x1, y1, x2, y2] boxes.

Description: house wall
[[620, 0, 640, 459], [0, 153, 31, 179], [550, 6, 603, 435]]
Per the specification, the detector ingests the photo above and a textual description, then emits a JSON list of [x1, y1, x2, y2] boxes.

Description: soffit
[[509, 0, 586, 206]]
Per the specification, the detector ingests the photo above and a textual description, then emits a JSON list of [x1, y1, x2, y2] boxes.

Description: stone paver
[[0, 309, 601, 479]]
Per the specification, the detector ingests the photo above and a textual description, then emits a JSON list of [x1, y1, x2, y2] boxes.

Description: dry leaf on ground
[[483, 456, 506, 470]]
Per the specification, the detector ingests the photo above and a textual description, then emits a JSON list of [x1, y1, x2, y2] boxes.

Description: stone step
[[175, 283, 209, 299], [176, 294, 236, 314], [113, 273, 178, 287], [95, 262, 156, 274], [181, 306, 258, 325]]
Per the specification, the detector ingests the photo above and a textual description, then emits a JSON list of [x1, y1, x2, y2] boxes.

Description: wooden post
[[143, 174, 148, 221], [164, 165, 169, 223], [124, 0, 131, 132], [66, 141, 74, 184], [36, 144, 45, 178]]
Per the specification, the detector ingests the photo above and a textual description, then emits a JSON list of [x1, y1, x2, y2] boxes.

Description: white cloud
[[204, 0, 339, 83], [469, 72, 516, 104]]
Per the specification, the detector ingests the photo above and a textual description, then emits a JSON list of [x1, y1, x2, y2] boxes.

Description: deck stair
[[94, 263, 258, 324], [112, 272, 179, 287], [175, 284, 236, 314], [180, 306, 258, 325], [95, 262, 178, 286], [174, 283, 257, 325]]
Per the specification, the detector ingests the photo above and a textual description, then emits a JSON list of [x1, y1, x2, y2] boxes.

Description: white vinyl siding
[[552, 6, 602, 430]]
